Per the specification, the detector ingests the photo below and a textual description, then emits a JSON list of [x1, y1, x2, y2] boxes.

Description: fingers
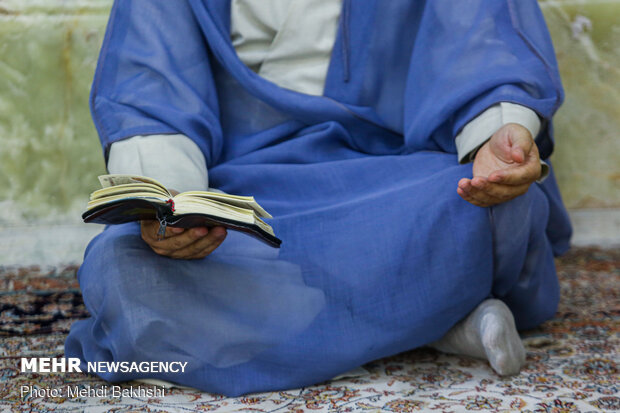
[[140, 220, 161, 244], [458, 178, 498, 207], [168, 227, 227, 260], [152, 227, 210, 254], [458, 177, 530, 207], [472, 177, 530, 201], [141, 220, 192, 245], [140, 221, 227, 259], [458, 187, 491, 207]]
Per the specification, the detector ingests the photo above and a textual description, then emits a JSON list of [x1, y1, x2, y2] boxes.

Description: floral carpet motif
[[0, 248, 618, 412]]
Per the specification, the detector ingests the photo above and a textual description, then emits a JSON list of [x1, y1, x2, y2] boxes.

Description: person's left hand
[[457, 123, 542, 207]]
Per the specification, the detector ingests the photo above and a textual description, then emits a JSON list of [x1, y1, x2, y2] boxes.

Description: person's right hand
[[140, 188, 227, 259], [457, 123, 541, 207], [140, 221, 227, 259]]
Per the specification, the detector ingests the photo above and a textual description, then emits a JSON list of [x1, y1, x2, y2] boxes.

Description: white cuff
[[538, 160, 550, 183], [455, 102, 541, 164], [107, 134, 209, 193]]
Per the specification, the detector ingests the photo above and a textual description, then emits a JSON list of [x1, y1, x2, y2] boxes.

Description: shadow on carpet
[[0, 247, 618, 412]]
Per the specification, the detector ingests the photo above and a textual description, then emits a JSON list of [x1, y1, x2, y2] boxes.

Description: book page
[[175, 191, 272, 218], [90, 183, 169, 201], [98, 174, 170, 196], [174, 199, 274, 236], [86, 193, 169, 210]]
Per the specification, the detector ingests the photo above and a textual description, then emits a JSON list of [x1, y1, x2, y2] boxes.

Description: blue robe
[[66, 0, 573, 396]]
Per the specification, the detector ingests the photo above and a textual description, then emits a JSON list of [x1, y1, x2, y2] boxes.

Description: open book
[[82, 175, 281, 248]]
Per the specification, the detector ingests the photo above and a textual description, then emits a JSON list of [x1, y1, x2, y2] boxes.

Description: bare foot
[[429, 299, 526, 376]]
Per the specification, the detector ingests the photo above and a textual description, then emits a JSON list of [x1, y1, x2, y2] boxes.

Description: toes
[[475, 300, 526, 376], [488, 339, 526, 376], [491, 353, 520, 376]]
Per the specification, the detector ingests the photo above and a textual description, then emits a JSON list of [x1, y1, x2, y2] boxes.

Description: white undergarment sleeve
[[107, 134, 209, 193], [231, 0, 342, 96], [230, 0, 292, 73]]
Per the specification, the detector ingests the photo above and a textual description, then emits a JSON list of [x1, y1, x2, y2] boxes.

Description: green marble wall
[[540, 0, 620, 208], [0, 0, 618, 226], [0, 0, 110, 225]]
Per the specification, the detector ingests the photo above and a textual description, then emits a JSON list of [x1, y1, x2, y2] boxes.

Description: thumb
[[507, 123, 534, 164]]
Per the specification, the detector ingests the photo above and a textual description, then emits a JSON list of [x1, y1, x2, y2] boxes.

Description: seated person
[[66, 0, 572, 396]]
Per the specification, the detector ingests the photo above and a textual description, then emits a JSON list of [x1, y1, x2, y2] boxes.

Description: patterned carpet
[[0, 248, 618, 412]]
